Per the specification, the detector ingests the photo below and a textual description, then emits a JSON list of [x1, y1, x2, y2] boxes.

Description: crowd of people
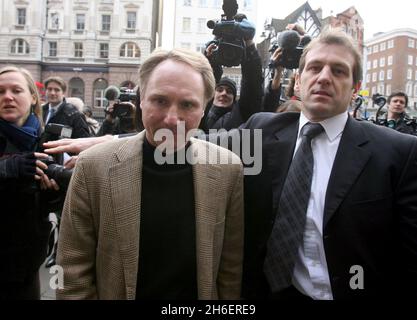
[[1, 21, 417, 301]]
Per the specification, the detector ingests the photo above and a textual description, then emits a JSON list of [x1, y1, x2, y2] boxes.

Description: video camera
[[269, 30, 312, 69], [104, 85, 137, 118], [206, 0, 255, 67], [40, 156, 73, 190]]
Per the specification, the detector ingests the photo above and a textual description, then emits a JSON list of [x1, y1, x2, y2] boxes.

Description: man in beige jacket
[[56, 48, 244, 300]]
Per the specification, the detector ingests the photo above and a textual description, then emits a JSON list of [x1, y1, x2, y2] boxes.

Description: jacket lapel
[[190, 139, 222, 299], [108, 131, 145, 299], [323, 118, 371, 227]]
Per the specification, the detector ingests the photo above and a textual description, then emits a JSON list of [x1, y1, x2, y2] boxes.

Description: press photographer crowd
[[1, 0, 417, 302]]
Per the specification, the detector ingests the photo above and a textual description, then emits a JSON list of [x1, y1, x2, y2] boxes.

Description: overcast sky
[[256, 0, 417, 41]]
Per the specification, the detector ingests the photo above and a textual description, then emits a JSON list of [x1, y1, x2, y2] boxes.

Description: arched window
[[68, 77, 85, 102], [93, 78, 108, 108], [119, 42, 140, 58], [10, 38, 30, 54]]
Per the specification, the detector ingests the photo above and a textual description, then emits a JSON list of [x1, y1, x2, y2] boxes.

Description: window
[[93, 79, 108, 108], [10, 38, 29, 54], [388, 55, 393, 65], [408, 55, 413, 65], [120, 42, 140, 58], [76, 14, 85, 31], [415, 71, 417, 81], [182, 17, 191, 32], [379, 70, 384, 81], [50, 12, 59, 29], [386, 84, 391, 96], [198, 0, 208, 7], [378, 84, 385, 95], [183, 0, 191, 5], [102, 15, 111, 31], [244, 0, 253, 9], [387, 69, 392, 80], [366, 74, 371, 83], [17, 8, 26, 25], [373, 45, 378, 53], [409, 39, 415, 48], [181, 42, 191, 49], [380, 42, 386, 51], [74, 42, 83, 57], [127, 12, 136, 29], [372, 72, 377, 82], [69, 78, 85, 101], [406, 82, 413, 96], [196, 43, 206, 53], [99, 43, 109, 58], [367, 46, 372, 54], [373, 60, 377, 69], [380, 57, 385, 67], [407, 69, 412, 80], [213, 0, 222, 8], [49, 41, 57, 56], [367, 61, 371, 70], [371, 86, 376, 96], [388, 39, 394, 49], [197, 18, 206, 33]]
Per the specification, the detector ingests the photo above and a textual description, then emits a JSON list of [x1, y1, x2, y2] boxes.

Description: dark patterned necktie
[[47, 108, 56, 124], [264, 122, 324, 292]]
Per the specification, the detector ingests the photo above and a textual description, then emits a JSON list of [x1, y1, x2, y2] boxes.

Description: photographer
[[0, 66, 60, 299], [202, 13, 263, 131], [384, 91, 417, 136], [262, 24, 307, 112], [96, 101, 137, 136]]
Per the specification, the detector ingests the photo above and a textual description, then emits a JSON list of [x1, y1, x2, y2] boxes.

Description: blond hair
[[139, 48, 215, 105], [0, 66, 42, 123]]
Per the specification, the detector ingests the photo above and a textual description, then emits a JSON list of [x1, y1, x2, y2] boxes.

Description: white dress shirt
[[291, 111, 348, 300]]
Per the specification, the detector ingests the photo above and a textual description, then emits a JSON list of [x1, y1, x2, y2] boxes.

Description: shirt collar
[[299, 111, 348, 142], [49, 101, 63, 111]]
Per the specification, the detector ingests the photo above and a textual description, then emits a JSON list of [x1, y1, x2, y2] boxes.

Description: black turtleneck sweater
[[136, 139, 197, 299]]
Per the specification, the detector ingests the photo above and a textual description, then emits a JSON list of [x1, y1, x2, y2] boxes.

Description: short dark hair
[[44, 76, 67, 92], [388, 91, 408, 107]]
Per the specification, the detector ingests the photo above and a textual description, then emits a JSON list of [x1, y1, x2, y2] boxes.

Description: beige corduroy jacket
[[56, 131, 244, 300]]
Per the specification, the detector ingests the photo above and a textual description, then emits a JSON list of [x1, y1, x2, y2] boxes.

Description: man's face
[[213, 85, 234, 108], [140, 59, 205, 151], [299, 43, 357, 122], [388, 96, 406, 115], [46, 81, 64, 105]]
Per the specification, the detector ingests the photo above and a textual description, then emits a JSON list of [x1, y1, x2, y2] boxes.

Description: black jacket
[[0, 131, 58, 282], [224, 112, 417, 299], [202, 44, 264, 132], [42, 98, 91, 140]]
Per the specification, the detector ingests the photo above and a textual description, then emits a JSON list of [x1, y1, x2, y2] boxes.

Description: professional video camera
[[104, 85, 137, 118], [40, 156, 73, 190], [206, 0, 255, 67], [269, 30, 312, 69]]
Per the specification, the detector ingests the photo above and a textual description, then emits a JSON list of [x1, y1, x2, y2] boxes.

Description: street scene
[[1, 0, 417, 301]]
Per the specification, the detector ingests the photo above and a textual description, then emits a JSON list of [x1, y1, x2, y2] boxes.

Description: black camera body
[[40, 156, 73, 189], [206, 0, 254, 67], [269, 30, 312, 69], [104, 86, 137, 118]]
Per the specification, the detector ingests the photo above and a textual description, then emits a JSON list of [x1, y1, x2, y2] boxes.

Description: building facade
[[0, 0, 162, 119], [364, 28, 417, 110]]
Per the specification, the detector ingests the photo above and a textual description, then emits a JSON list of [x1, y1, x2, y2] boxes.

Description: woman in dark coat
[[0, 66, 59, 299]]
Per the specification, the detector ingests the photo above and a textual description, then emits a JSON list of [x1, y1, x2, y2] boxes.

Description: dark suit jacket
[[240, 112, 417, 300], [42, 98, 91, 139]]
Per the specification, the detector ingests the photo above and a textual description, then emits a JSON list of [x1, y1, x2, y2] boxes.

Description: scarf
[[0, 113, 41, 152]]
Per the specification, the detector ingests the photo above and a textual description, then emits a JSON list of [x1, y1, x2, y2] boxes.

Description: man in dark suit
[[41, 28, 417, 300], [42, 76, 91, 140], [241, 28, 417, 300]]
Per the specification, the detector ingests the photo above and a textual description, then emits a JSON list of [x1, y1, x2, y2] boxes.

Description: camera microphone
[[104, 85, 120, 101], [277, 30, 301, 50]]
